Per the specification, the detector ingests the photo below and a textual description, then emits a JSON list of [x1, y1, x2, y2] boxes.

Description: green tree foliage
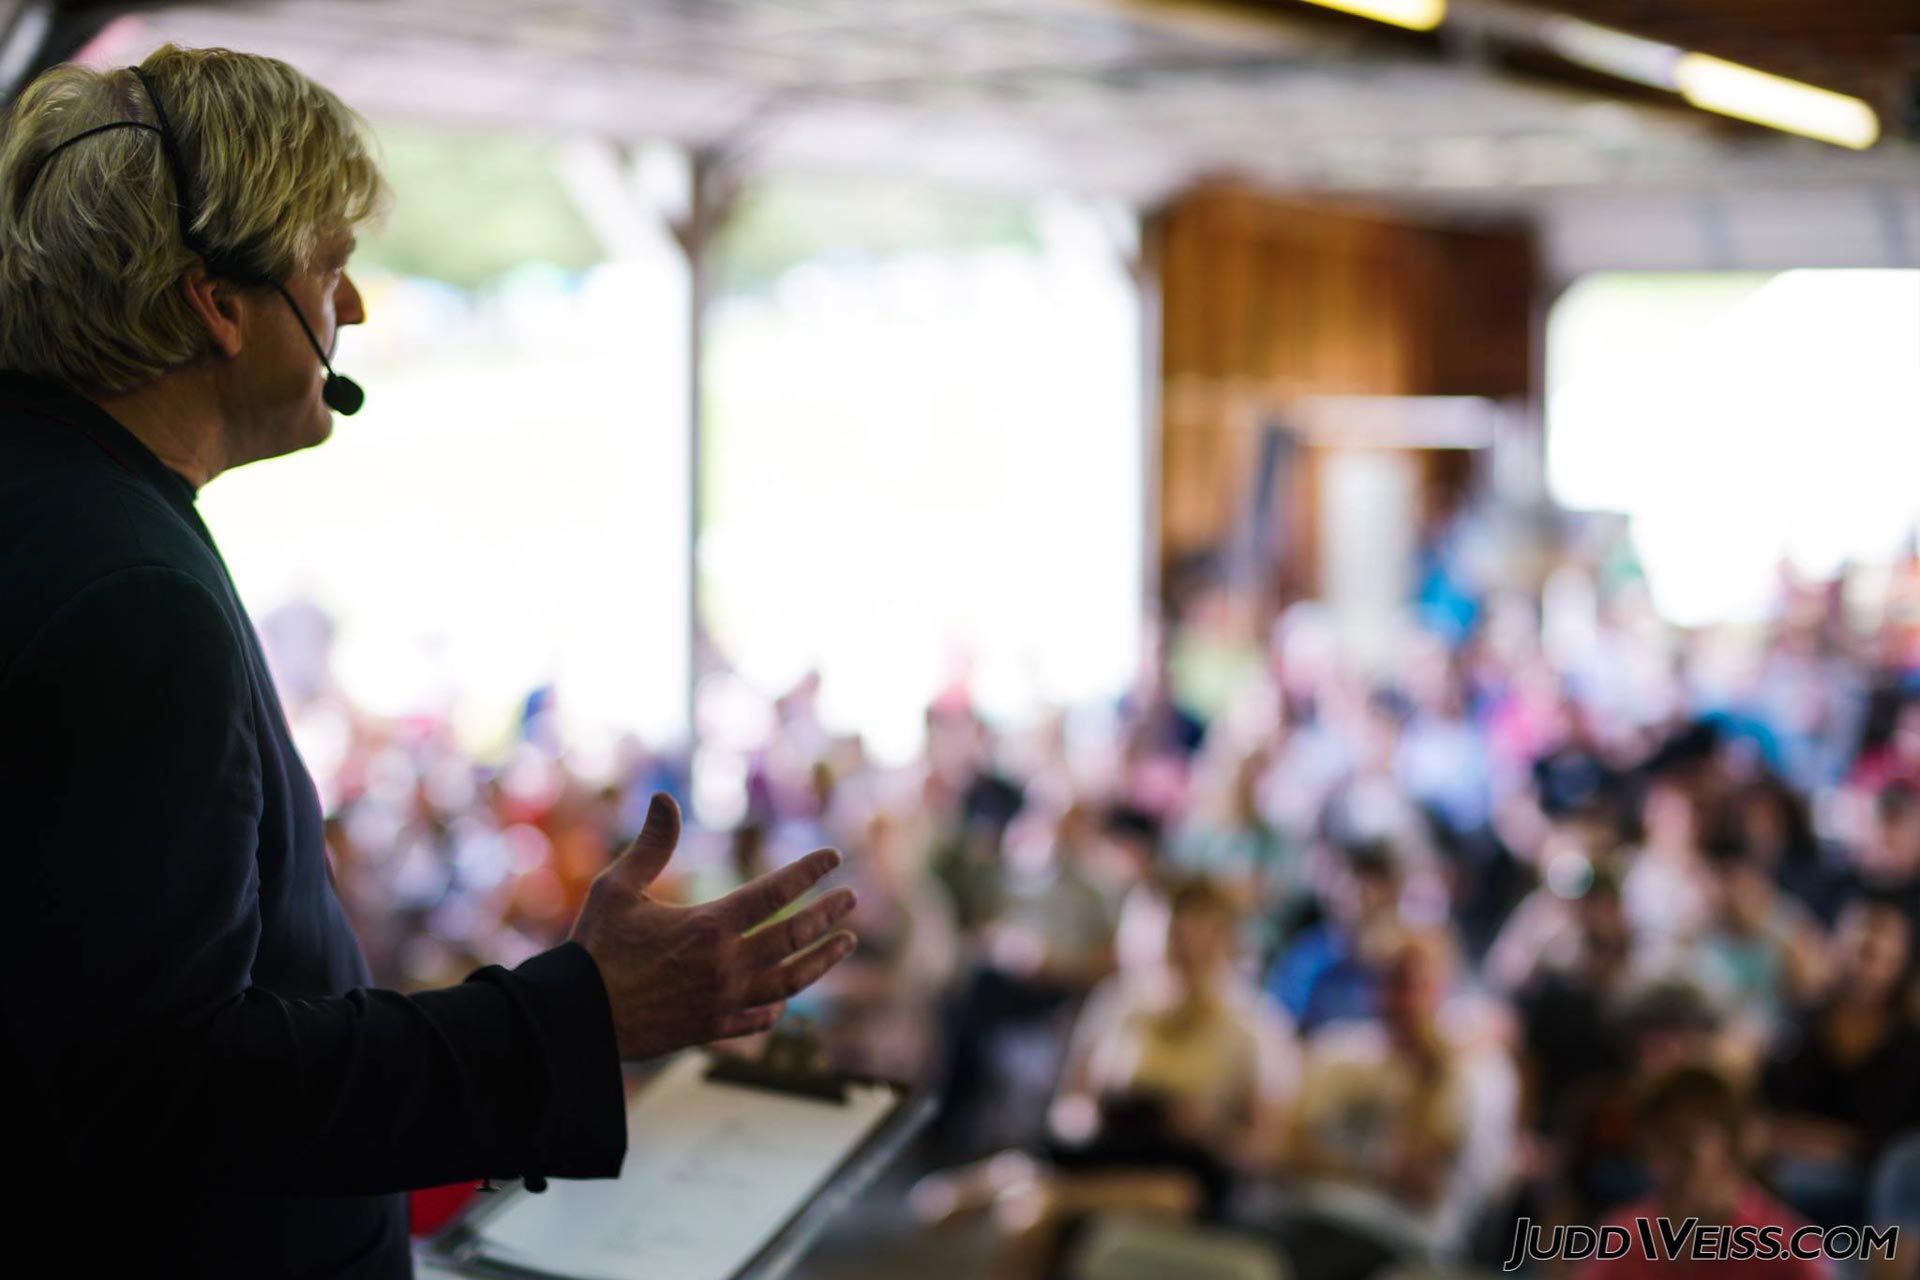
[[352, 125, 1040, 298], [353, 124, 604, 289], [714, 175, 1040, 295]]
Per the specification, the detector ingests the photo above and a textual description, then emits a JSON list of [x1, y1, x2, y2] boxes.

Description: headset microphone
[[271, 281, 364, 416], [324, 371, 366, 417]]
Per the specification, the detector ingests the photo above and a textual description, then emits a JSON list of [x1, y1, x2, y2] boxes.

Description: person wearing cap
[[0, 45, 856, 1278]]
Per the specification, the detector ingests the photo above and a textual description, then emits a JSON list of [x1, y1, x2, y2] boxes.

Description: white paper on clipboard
[[464, 1051, 901, 1280]]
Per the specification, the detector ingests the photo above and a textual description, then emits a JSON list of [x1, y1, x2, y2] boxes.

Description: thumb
[[608, 791, 681, 891]]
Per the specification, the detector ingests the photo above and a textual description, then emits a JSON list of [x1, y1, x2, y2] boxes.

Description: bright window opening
[[1547, 269, 1920, 626]]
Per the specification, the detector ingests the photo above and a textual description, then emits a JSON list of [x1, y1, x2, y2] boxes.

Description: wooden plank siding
[[1148, 183, 1537, 608]]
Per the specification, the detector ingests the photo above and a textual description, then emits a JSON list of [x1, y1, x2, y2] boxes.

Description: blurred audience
[[276, 520, 1920, 1277]]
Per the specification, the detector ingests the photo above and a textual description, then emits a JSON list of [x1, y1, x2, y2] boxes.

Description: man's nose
[[335, 271, 366, 327]]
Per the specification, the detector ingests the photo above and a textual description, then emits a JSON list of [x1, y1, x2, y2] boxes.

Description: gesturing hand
[[568, 791, 858, 1061]]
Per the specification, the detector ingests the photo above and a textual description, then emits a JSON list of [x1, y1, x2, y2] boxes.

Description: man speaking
[[0, 44, 857, 1278]]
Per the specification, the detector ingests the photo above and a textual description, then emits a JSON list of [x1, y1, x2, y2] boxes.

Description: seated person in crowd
[[1722, 774, 1850, 926], [1850, 697, 1920, 796], [1620, 773, 1715, 968], [819, 807, 960, 1081], [1552, 978, 1728, 1221], [932, 799, 1122, 1152], [1483, 819, 1624, 996], [925, 762, 1024, 935], [1762, 896, 1920, 1227], [1272, 931, 1474, 1259], [1169, 745, 1296, 966], [1047, 876, 1297, 1212], [913, 878, 1295, 1279], [1580, 1066, 1826, 1279], [1693, 838, 1827, 1060], [1516, 872, 1635, 1167], [1106, 804, 1183, 975], [991, 800, 1121, 993], [1846, 783, 1920, 942], [1265, 840, 1408, 1034]]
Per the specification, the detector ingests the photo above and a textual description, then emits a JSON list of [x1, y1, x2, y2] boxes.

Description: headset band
[[17, 120, 161, 206], [129, 65, 262, 284]]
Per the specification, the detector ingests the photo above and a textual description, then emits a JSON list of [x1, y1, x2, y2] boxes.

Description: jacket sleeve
[[0, 565, 627, 1194]]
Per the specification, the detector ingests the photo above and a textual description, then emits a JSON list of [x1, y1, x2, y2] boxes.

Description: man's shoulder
[[0, 427, 228, 676]]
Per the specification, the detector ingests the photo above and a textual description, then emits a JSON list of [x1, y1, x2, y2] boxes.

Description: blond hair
[[0, 44, 386, 396]]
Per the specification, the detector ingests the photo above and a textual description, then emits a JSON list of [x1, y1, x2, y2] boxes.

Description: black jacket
[[0, 372, 625, 1277]]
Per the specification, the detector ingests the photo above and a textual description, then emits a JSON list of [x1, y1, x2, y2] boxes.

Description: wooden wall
[[1147, 183, 1538, 609]]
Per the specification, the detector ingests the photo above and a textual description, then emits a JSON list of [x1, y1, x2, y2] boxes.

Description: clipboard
[[427, 1026, 933, 1280]]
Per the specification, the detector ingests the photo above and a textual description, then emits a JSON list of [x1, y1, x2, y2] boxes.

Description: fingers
[[602, 792, 681, 891], [713, 1000, 786, 1041], [739, 930, 857, 1009], [712, 847, 841, 931], [738, 886, 858, 971]]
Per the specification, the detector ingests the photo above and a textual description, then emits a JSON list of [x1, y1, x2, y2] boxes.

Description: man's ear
[[179, 268, 246, 360]]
